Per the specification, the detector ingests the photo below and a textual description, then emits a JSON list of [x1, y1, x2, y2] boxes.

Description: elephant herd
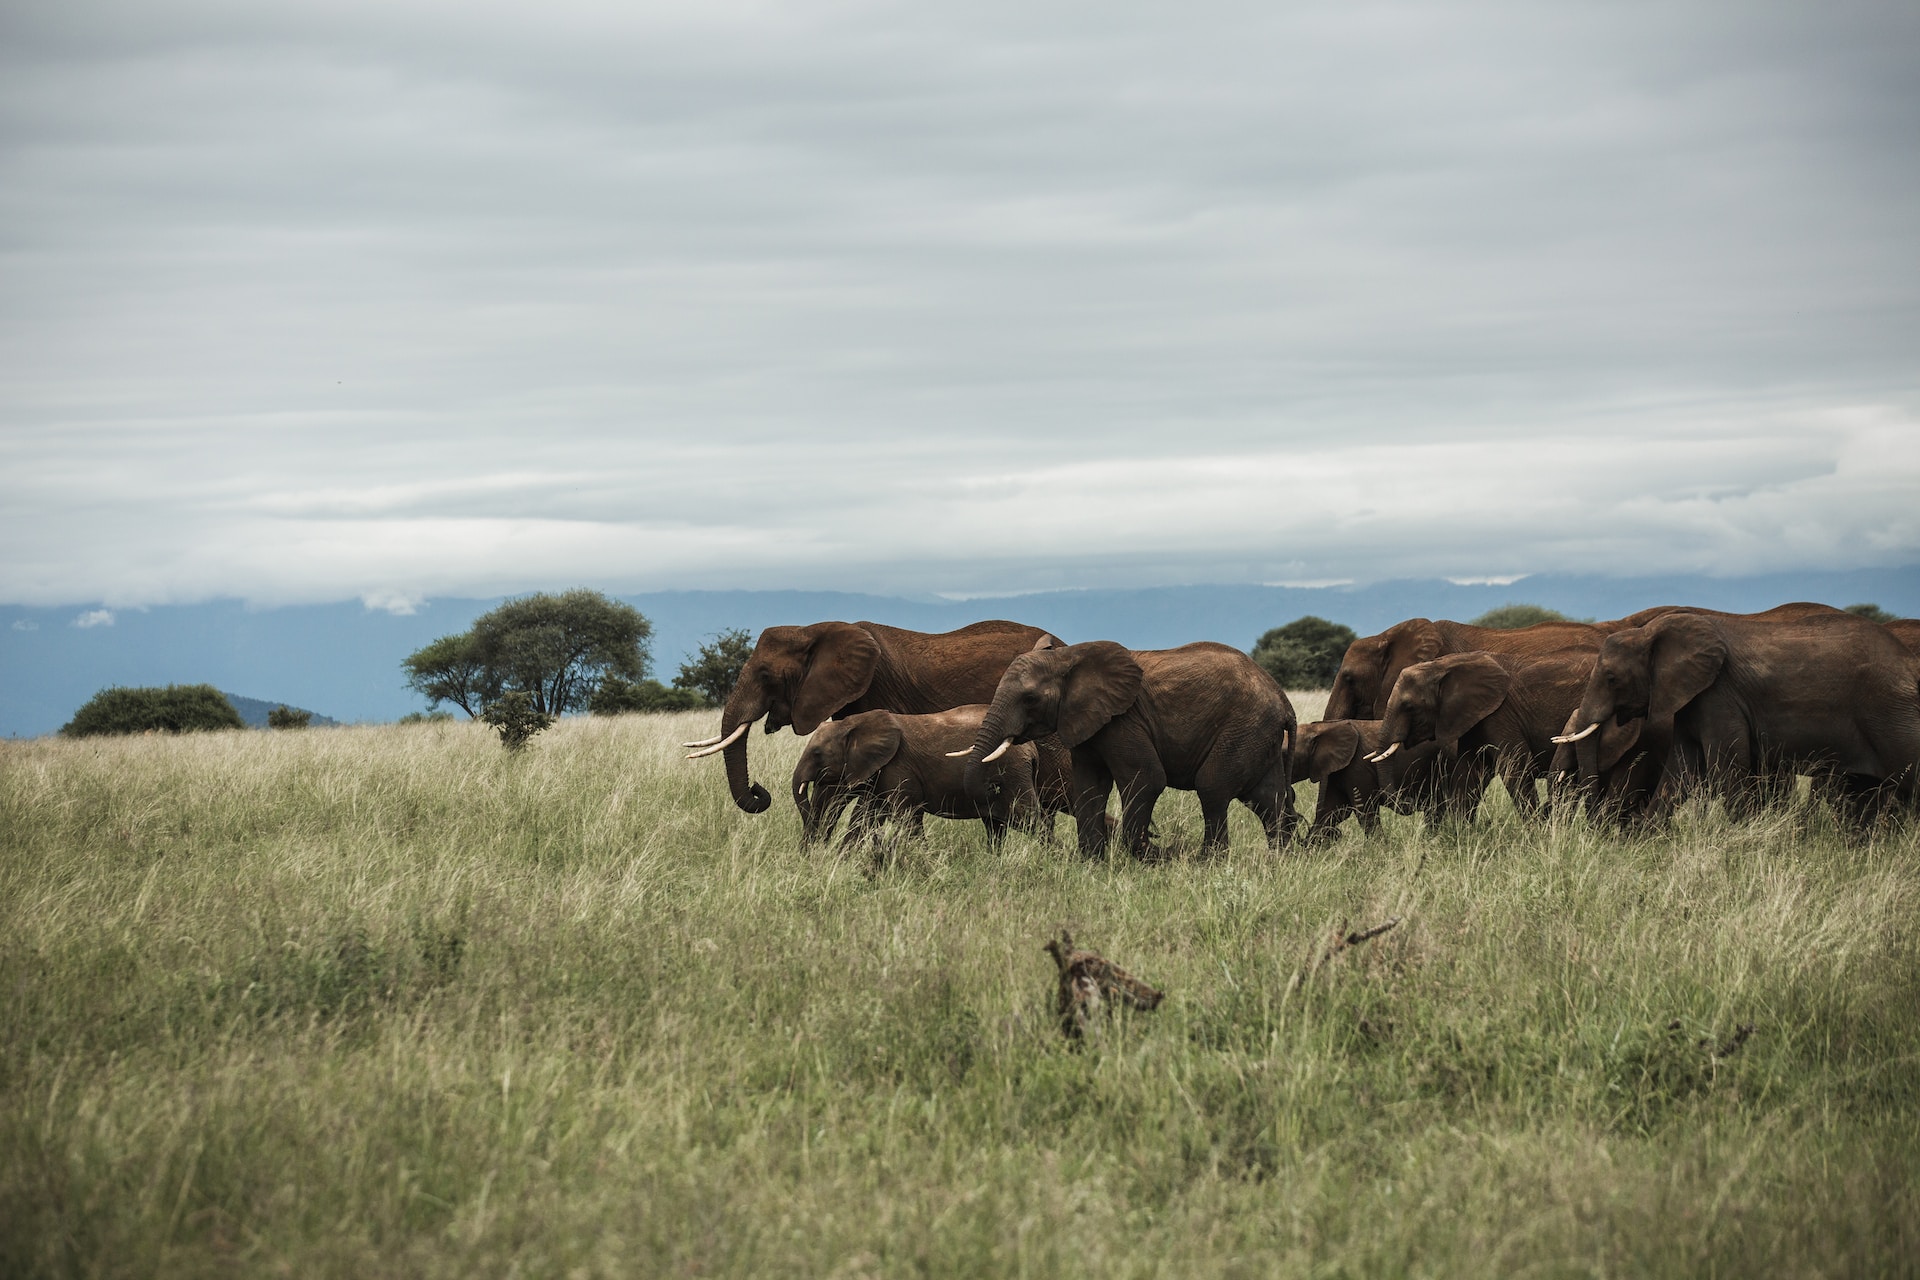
[[685, 604, 1920, 857]]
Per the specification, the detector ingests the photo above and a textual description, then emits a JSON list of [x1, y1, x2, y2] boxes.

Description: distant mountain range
[[222, 693, 341, 729], [4, 567, 1915, 739]]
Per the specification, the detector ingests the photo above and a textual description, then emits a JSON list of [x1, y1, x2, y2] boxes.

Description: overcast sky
[[2, 0, 1916, 610]]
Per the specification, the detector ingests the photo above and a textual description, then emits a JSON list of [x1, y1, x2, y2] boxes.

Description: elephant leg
[[1500, 749, 1544, 821], [839, 792, 878, 853], [1112, 764, 1168, 861], [1232, 755, 1297, 851], [1198, 791, 1232, 854], [1071, 751, 1116, 859], [1447, 748, 1496, 823]]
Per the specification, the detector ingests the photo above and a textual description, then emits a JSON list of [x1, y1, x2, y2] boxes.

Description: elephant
[[956, 640, 1298, 859], [686, 619, 1058, 814], [1323, 618, 1608, 723], [1885, 617, 1920, 657], [1372, 647, 1595, 821], [790, 706, 1053, 850], [1554, 603, 1855, 826], [1556, 609, 1920, 830], [1294, 719, 1450, 840]]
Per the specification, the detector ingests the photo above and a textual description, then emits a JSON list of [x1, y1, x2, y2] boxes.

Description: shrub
[[1470, 603, 1570, 629], [591, 676, 706, 715], [396, 710, 455, 725], [1845, 603, 1898, 622], [1251, 616, 1355, 689], [61, 684, 246, 737], [267, 705, 313, 730], [481, 691, 553, 751]]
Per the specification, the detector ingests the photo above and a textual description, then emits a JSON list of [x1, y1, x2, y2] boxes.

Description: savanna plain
[[3, 704, 1917, 1278]]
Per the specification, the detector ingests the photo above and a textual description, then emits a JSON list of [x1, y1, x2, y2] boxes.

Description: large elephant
[[686, 619, 1057, 813], [1294, 719, 1450, 840], [1323, 618, 1607, 723], [1372, 647, 1594, 821], [956, 640, 1298, 859], [1554, 602, 1853, 825], [1557, 610, 1920, 828], [790, 706, 1050, 850]]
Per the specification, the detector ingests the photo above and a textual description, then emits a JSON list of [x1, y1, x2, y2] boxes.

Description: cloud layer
[[3, 0, 1917, 605]]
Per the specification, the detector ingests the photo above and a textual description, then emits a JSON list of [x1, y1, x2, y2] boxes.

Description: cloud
[[10, 619, 38, 631], [360, 589, 426, 616], [1, 1, 1916, 605], [71, 609, 114, 628]]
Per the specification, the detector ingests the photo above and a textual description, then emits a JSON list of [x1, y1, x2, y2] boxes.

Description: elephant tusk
[[685, 721, 751, 759], [944, 747, 974, 758], [1367, 741, 1401, 764], [980, 738, 1013, 763], [1551, 722, 1599, 745], [682, 732, 726, 748]]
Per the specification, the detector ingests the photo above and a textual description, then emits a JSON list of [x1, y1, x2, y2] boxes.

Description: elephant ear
[[1302, 721, 1361, 780], [1648, 614, 1727, 721], [1389, 620, 1445, 671], [1435, 654, 1511, 741], [791, 623, 881, 734], [841, 714, 903, 785], [1032, 633, 1062, 650], [1055, 641, 1144, 748]]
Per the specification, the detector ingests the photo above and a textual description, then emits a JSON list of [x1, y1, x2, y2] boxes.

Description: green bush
[[61, 684, 246, 737], [590, 676, 707, 715], [1845, 603, 1898, 622], [1250, 616, 1355, 689], [267, 705, 313, 730], [1470, 603, 1570, 629], [481, 691, 554, 751]]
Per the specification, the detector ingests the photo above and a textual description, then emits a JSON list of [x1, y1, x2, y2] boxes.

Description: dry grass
[[2, 711, 1916, 1277]]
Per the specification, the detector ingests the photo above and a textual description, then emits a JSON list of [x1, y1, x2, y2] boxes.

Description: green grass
[[3, 710, 1917, 1277]]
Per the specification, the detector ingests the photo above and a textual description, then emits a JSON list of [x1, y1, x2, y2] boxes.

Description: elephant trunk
[[964, 704, 1017, 805], [718, 686, 772, 814]]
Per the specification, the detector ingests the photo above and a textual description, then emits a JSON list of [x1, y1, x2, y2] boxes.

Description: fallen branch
[[1044, 929, 1165, 1044], [1340, 917, 1403, 950]]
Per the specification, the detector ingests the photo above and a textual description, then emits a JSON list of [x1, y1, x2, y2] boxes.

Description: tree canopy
[[402, 632, 500, 718], [402, 589, 653, 719], [1251, 616, 1356, 690], [1845, 602, 1898, 622], [63, 684, 246, 736], [1470, 603, 1571, 629], [673, 627, 753, 707]]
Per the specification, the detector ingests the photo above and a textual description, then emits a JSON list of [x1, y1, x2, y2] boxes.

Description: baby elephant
[[791, 705, 1052, 850], [1294, 719, 1450, 840]]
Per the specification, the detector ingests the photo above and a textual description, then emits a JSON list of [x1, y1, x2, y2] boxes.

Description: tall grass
[[3, 712, 1916, 1277]]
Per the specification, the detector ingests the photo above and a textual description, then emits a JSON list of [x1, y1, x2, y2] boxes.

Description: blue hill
[[4, 567, 1915, 738]]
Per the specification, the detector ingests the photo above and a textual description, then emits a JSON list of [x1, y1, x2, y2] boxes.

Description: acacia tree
[[401, 590, 653, 718]]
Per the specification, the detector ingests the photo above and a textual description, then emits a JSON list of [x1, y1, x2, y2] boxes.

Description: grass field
[[4, 708, 1918, 1277]]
